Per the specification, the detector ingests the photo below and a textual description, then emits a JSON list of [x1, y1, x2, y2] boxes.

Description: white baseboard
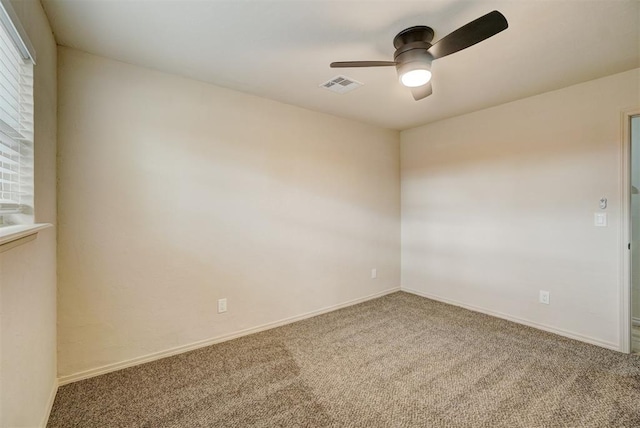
[[41, 379, 58, 427], [58, 287, 401, 386], [401, 287, 620, 352], [633, 317, 640, 327]]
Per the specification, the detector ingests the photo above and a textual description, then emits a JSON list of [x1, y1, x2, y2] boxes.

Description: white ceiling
[[41, 0, 639, 130]]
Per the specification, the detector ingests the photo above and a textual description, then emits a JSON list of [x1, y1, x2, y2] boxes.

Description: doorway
[[630, 114, 640, 353]]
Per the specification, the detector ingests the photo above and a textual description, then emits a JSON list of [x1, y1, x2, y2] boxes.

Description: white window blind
[[0, 0, 34, 223]]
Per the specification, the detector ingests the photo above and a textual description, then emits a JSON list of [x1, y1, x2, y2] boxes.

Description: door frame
[[620, 107, 640, 354]]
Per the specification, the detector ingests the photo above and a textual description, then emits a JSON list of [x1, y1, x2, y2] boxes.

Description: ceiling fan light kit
[[393, 25, 434, 88], [330, 10, 508, 101], [400, 69, 431, 88]]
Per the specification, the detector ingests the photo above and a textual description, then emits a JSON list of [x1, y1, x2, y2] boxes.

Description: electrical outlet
[[539, 290, 550, 305], [371, 268, 377, 279], [218, 298, 227, 313]]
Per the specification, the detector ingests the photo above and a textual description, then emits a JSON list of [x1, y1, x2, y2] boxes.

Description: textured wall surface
[[401, 69, 640, 350], [57, 47, 401, 378]]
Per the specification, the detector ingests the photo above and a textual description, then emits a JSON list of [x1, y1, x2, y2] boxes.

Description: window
[[0, 0, 35, 227]]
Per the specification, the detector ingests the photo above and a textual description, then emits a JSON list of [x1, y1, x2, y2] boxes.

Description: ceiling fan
[[330, 11, 508, 101]]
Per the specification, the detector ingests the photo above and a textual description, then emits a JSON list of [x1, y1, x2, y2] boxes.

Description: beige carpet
[[48, 292, 640, 427]]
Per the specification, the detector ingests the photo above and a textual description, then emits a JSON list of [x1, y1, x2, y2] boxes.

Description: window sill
[[0, 223, 52, 253]]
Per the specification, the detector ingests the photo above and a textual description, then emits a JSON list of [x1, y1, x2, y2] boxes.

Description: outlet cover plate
[[539, 290, 550, 305], [218, 298, 227, 313]]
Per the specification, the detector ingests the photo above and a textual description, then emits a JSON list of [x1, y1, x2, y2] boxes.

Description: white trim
[[402, 287, 620, 352], [0, 223, 51, 250], [40, 379, 58, 428], [0, 0, 36, 62], [620, 108, 640, 354], [58, 287, 401, 386]]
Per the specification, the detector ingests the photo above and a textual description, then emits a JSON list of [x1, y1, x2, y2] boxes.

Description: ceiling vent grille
[[320, 75, 363, 94]]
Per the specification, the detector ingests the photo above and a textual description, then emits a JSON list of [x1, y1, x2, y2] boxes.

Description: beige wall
[[0, 0, 57, 426], [401, 69, 640, 350], [57, 47, 401, 378]]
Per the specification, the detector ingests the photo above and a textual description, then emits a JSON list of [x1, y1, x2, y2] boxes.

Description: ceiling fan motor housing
[[393, 26, 435, 82], [394, 47, 433, 67], [393, 25, 435, 48]]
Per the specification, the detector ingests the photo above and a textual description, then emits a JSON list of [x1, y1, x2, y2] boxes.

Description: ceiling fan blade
[[411, 82, 432, 101], [427, 11, 508, 60], [330, 61, 397, 68]]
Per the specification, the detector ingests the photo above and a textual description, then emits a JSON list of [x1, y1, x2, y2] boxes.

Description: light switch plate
[[594, 213, 607, 227]]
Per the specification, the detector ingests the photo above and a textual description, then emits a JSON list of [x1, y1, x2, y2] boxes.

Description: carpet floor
[[48, 292, 640, 427]]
